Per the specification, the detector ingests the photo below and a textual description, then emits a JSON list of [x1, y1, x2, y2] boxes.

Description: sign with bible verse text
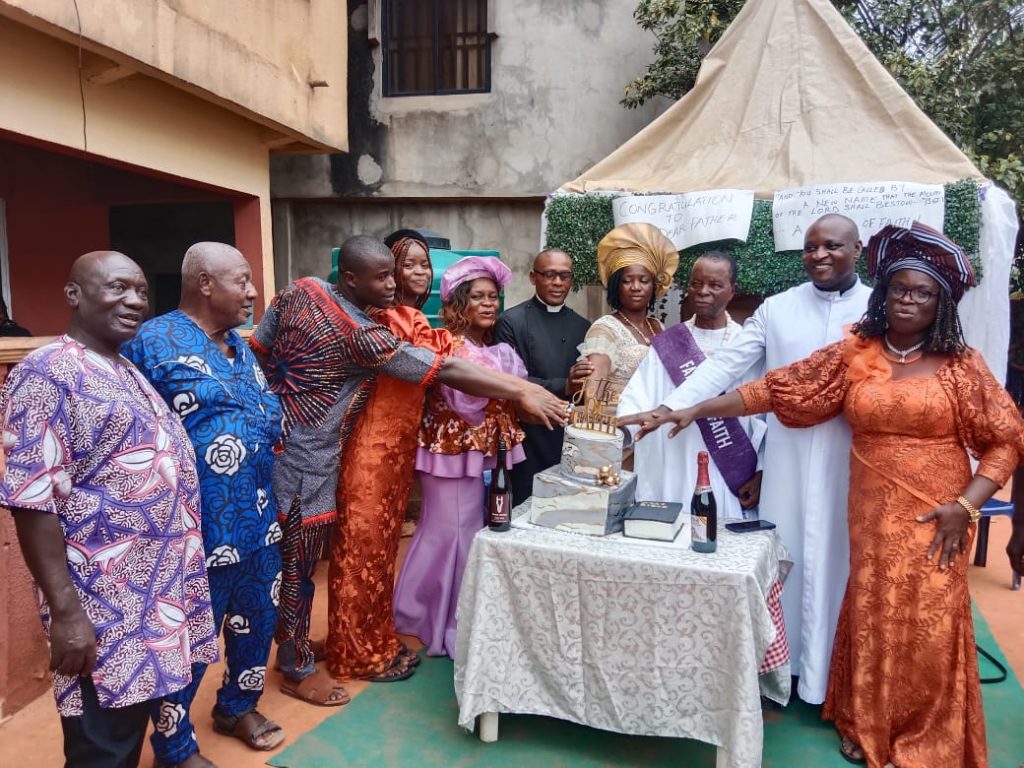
[[612, 190, 755, 250], [772, 182, 945, 251]]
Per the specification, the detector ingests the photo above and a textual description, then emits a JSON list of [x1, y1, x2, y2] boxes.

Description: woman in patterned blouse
[[393, 256, 528, 659]]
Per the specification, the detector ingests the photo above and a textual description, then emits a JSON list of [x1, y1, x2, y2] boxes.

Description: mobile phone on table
[[725, 519, 776, 533]]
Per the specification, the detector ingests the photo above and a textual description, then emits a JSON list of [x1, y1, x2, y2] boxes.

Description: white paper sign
[[613, 190, 755, 250], [772, 181, 945, 251]]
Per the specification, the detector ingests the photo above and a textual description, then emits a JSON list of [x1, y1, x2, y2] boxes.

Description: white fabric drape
[[960, 184, 1018, 386]]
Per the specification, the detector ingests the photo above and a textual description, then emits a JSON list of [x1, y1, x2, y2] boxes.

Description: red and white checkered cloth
[[759, 579, 790, 674]]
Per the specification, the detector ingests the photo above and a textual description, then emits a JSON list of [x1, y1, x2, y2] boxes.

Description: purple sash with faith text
[[651, 324, 758, 497]]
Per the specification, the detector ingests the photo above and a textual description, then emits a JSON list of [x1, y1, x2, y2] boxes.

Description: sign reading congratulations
[[772, 182, 945, 251], [612, 189, 755, 250]]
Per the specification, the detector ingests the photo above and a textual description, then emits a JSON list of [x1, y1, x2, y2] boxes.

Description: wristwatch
[[956, 495, 982, 523]]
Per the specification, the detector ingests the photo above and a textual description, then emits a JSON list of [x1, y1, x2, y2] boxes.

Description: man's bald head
[[178, 242, 256, 332], [68, 250, 141, 288], [181, 242, 247, 291], [803, 214, 863, 292], [533, 248, 571, 271], [811, 214, 859, 242], [65, 251, 148, 355]]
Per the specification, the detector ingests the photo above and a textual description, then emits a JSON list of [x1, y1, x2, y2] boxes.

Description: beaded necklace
[[615, 311, 657, 345], [685, 312, 734, 356]]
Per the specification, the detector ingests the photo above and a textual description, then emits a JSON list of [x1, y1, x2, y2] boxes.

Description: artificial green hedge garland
[[545, 178, 982, 295]]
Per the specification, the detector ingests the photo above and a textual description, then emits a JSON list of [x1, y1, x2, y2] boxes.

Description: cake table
[[454, 500, 791, 768]]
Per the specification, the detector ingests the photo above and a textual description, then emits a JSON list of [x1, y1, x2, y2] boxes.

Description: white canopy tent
[[557, 0, 1017, 382]]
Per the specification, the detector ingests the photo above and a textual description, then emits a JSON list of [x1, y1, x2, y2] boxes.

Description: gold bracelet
[[956, 495, 982, 523]]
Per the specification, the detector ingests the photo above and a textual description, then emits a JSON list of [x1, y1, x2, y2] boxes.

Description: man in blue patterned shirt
[[124, 242, 285, 767]]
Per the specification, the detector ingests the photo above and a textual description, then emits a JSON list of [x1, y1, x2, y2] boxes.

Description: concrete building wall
[[0, 0, 347, 151], [272, 0, 665, 314], [272, 0, 665, 200]]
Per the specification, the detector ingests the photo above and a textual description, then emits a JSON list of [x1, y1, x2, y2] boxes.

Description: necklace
[[615, 311, 656, 345], [686, 312, 733, 356], [883, 335, 925, 364]]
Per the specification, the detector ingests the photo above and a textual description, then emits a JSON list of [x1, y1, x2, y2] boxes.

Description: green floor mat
[[270, 608, 1024, 767]]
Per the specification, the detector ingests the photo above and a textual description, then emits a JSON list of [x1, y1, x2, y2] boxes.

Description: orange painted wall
[[234, 197, 266, 323], [0, 143, 110, 334], [0, 136, 265, 334]]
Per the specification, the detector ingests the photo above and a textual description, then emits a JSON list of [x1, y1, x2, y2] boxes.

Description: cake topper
[[570, 377, 621, 435]]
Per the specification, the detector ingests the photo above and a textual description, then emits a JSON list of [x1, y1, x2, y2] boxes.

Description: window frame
[[382, 0, 492, 97]]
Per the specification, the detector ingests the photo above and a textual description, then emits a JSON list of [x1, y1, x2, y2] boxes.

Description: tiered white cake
[[529, 425, 637, 536]]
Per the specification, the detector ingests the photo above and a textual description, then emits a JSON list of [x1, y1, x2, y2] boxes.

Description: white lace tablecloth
[[454, 503, 791, 768]]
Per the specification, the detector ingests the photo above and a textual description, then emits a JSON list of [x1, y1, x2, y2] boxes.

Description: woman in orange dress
[[325, 230, 452, 682], [624, 222, 1024, 768]]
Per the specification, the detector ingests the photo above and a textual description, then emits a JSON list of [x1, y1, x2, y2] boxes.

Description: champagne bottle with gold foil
[[690, 451, 717, 553]]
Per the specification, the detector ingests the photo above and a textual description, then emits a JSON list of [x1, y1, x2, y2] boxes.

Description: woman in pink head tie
[[393, 256, 527, 658]]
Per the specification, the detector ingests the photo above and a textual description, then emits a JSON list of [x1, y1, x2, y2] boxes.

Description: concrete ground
[[1, 517, 1021, 768]]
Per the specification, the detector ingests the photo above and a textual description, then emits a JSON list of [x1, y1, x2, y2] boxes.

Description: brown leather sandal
[[398, 642, 422, 667], [839, 735, 867, 765], [364, 654, 416, 683], [211, 706, 285, 751], [279, 668, 351, 707]]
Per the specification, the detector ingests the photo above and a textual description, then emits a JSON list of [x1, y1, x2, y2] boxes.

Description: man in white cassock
[[621, 214, 871, 705], [618, 251, 765, 519]]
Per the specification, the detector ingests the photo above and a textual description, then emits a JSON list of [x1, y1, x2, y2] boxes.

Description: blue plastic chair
[[973, 498, 1021, 590]]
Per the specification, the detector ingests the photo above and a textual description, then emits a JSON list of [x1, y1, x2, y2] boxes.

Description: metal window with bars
[[383, 0, 491, 96]]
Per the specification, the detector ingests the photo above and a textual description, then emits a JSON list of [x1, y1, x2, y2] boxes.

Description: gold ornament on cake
[[596, 464, 620, 487], [570, 377, 621, 435]]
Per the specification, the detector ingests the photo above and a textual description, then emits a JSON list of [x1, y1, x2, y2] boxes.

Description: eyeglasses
[[887, 284, 939, 304], [534, 270, 574, 282]]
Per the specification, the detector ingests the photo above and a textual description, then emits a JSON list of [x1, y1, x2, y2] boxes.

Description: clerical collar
[[533, 295, 564, 313], [813, 275, 859, 298]]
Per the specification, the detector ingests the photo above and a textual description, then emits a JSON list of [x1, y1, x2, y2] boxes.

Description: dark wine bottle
[[690, 451, 717, 553], [487, 439, 512, 532]]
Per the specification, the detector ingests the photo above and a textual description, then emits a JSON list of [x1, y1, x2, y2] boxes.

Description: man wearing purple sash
[[619, 252, 765, 518]]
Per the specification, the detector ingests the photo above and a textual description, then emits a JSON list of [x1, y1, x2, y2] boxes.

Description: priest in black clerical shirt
[[496, 248, 591, 506]]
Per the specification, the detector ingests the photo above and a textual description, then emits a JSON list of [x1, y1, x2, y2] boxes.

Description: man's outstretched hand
[[618, 406, 697, 440], [516, 381, 570, 430], [617, 406, 669, 440]]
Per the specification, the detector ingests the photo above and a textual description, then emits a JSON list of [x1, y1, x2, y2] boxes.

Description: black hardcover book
[[623, 501, 685, 541]]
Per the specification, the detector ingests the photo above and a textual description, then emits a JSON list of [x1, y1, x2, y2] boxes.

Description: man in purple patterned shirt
[[0, 252, 218, 768]]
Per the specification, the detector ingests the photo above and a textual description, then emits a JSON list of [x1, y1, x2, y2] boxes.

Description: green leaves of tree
[[622, 0, 745, 108]]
